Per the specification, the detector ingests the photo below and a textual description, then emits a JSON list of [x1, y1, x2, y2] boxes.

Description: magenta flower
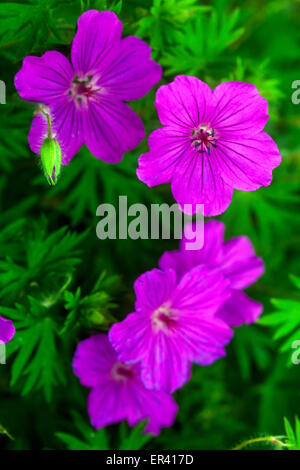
[[109, 266, 232, 393], [137, 76, 281, 216], [159, 220, 264, 327], [73, 334, 177, 435], [0, 316, 15, 344], [15, 10, 162, 164]]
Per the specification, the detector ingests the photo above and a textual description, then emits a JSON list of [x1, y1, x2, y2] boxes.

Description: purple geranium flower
[[0, 316, 15, 344], [159, 220, 264, 327], [73, 334, 177, 435], [109, 266, 232, 393], [15, 10, 162, 164], [137, 76, 281, 216]]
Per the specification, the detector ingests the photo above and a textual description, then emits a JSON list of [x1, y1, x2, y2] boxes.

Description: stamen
[[68, 74, 103, 107], [190, 124, 218, 155], [152, 304, 177, 332]]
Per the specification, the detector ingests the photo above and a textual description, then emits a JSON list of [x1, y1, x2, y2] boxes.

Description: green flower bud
[[40, 137, 62, 186]]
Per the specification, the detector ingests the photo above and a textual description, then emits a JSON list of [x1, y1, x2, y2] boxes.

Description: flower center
[[190, 125, 218, 155], [68, 75, 103, 107], [111, 362, 135, 382], [152, 304, 177, 332]]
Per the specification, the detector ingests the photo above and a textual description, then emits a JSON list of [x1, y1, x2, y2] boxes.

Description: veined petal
[[215, 131, 282, 191], [134, 268, 178, 315], [130, 382, 178, 435], [98, 36, 162, 101], [88, 382, 128, 429], [170, 265, 231, 316], [180, 220, 225, 265], [221, 236, 264, 289], [155, 75, 215, 129], [83, 97, 144, 163], [170, 147, 233, 216], [212, 81, 269, 136], [71, 10, 122, 77], [137, 127, 190, 187], [110, 265, 232, 393], [88, 373, 177, 434], [72, 334, 115, 387], [218, 290, 263, 327], [14, 51, 73, 104]]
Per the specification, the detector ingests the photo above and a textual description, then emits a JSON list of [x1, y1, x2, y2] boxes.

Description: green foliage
[[284, 417, 300, 450], [1, 298, 65, 402], [56, 414, 151, 450], [0, 218, 84, 304], [0, 0, 81, 60], [259, 275, 300, 358]]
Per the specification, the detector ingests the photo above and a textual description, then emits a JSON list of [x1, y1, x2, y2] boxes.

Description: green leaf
[[3, 297, 66, 401], [284, 417, 300, 450]]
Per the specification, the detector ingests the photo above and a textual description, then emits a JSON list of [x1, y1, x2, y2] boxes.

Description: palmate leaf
[[135, 0, 208, 52], [0, 0, 80, 59], [1, 297, 65, 402], [259, 275, 300, 360], [284, 417, 300, 450], [56, 413, 151, 450], [0, 217, 84, 304], [232, 325, 274, 381], [61, 271, 121, 333], [35, 147, 159, 225]]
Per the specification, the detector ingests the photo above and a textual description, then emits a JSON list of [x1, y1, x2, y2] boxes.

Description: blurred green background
[[0, 0, 300, 450]]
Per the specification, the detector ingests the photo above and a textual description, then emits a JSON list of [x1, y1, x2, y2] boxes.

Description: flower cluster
[[14, 9, 280, 436], [15, 10, 162, 165], [74, 221, 264, 433], [137, 76, 281, 216]]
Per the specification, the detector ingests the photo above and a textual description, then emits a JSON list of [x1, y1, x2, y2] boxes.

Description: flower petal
[[99, 36, 162, 101], [170, 147, 233, 216], [14, 51, 73, 104], [180, 220, 225, 264], [218, 290, 263, 327], [159, 221, 225, 277], [88, 374, 177, 434], [133, 384, 178, 436], [0, 316, 15, 344], [83, 97, 144, 163], [214, 131, 282, 191], [110, 265, 232, 393], [73, 334, 116, 387], [71, 10, 122, 77], [155, 75, 215, 129], [221, 235, 264, 289], [212, 81, 269, 136], [134, 268, 178, 315], [109, 316, 192, 393]]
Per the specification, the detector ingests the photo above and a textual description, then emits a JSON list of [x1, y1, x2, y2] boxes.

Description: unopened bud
[[40, 137, 62, 185]]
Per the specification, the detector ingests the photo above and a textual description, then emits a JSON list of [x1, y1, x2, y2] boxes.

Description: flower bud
[[40, 137, 62, 185]]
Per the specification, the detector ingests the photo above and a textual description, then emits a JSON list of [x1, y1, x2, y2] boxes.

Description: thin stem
[[41, 109, 52, 138], [42, 274, 73, 308]]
